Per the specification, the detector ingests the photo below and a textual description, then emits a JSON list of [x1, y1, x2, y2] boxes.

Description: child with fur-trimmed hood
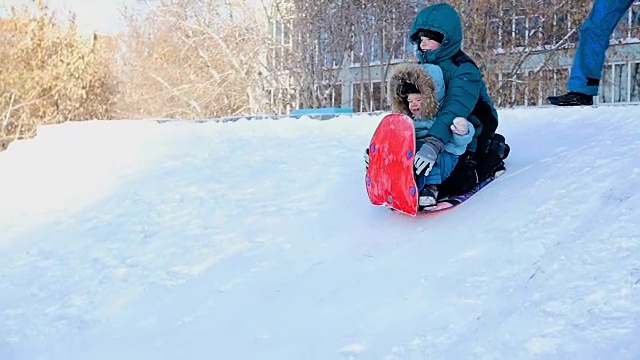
[[388, 62, 474, 207]]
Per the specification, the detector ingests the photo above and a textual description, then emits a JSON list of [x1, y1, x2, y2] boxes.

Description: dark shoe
[[500, 143, 510, 160], [477, 151, 504, 184], [490, 133, 510, 160], [547, 92, 593, 106], [419, 185, 438, 207]]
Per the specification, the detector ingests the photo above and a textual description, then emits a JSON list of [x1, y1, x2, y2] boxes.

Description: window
[[540, 67, 570, 103], [351, 35, 364, 66], [528, 15, 541, 48], [600, 64, 612, 103], [389, 34, 408, 61], [352, 82, 383, 112], [265, 86, 299, 115], [490, 18, 503, 49], [282, 21, 292, 46], [352, 83, 364, 111], [512, 13, 527, 48], [512, 71, 527, 106], [551, 13, 578, 48], [599, 62, 630, 103], [611, 1, 640, 41], [536, 69, 556, 106], [631, 62, 640, 102], [614, 63, 629, 102], [265, 89, 274, 109], [403, 35, 415, 60], [371, 33, 382, 63], [372, 82, 383, 110], [333, 84, 343, 107], [632, 2, 640, 39], [326, 50, 344, 69], [269, 19, 292, 69]]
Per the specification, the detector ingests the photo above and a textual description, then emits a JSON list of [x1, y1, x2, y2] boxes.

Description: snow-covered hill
[[1, 105, 639, 359]]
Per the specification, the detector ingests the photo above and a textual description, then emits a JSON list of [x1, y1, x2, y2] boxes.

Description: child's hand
[[451, 117, 469, 135]]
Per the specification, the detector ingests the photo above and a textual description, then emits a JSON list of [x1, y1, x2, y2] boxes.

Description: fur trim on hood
[[388, 63, 437, 119]]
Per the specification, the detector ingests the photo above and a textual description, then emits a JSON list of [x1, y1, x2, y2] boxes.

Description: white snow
[[1, 105, 640, 360]]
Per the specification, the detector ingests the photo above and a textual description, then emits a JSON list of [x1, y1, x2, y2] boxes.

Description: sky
[[0, 104, 639, 359], [0, 0, 141, 34], [0, 0, 268, 34]]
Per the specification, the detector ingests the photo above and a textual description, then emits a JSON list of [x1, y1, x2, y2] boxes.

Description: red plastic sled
[[365, 114, 419, 216]]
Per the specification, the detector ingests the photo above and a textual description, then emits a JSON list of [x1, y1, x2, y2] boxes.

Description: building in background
[[263, 0, 640, 114]]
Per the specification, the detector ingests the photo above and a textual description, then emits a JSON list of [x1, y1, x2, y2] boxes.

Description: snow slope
[[1, 105, 639, 360]]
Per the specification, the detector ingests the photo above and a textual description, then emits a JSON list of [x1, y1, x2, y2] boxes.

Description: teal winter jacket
[[409, 3, 499, 153]]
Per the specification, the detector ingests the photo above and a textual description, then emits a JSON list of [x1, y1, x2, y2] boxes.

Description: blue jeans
[[568, 0, 635, 95], [415, 142, 459, 190]]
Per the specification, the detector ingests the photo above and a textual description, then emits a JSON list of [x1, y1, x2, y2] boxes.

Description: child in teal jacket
[[407, 3, 509, 196]]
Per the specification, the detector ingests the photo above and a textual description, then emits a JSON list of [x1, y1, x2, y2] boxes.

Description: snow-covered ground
[[1, 105, 639, 360]]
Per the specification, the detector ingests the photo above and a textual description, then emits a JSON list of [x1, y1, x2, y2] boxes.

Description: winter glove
[[451, 117, 469, 135], [364, 148, 370, 170], [414, 136, 444, 176]]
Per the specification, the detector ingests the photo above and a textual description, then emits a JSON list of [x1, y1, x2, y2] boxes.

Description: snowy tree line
[[1, 0, 638, 149], [267, 0, 638, 111], [267, 0, 598, 111]]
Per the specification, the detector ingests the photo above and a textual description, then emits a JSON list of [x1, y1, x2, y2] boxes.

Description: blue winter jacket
[[388, 62, 474, 156]]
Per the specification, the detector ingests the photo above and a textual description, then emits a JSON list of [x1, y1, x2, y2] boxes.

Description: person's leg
[[438, 151, 478, 196], [548, 0, 634, 106], [423, 152, 458, 185], [568, 0, 635, 95], [418, 151, 458, 206], [476, 149, 504, 183], [475, 133, 508, 182]]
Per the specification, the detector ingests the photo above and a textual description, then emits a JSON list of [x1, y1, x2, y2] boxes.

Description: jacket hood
[[388, 63, 437, 119], [409, 3, 463, 63]]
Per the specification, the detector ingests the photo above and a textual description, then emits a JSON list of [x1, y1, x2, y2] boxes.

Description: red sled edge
[[365, 114, 419, 216]]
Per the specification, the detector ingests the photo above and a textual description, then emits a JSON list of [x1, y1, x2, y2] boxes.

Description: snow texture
[[1, 105, 640, 360]]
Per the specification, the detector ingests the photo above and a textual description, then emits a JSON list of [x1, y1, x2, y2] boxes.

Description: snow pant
[[438, 134, 508, 196], [415, 141, 459, 191], [568, 0, 635, 95]]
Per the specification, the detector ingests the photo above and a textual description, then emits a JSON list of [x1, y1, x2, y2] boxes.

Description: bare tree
[[351, 0, 417, 112], [117, 0, 269, 119], [449, 0, 592, 106], [284, 0, 354, 109], [236, 0, 598, 113], [263, 0, 418, 113], [1, 0, 116, 149]]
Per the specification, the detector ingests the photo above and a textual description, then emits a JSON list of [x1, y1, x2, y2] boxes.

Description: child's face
[[407, 93, 423, 116], [420, 36, 441, 51]]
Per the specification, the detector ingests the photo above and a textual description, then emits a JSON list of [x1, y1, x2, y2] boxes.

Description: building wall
[[335, 42, 640, 110], [265, 1, 640, 112]]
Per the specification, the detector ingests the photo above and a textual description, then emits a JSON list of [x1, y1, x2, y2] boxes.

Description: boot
[[547, 92, 593, 106], [419, 185, 439, 207], [490, 133, 510, 160]]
